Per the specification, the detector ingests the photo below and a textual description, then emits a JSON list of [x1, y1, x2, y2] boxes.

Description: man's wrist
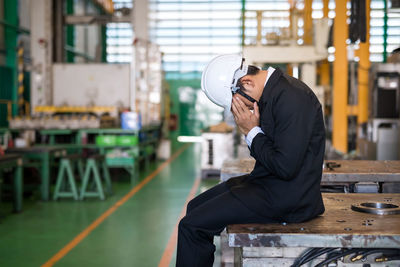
[[244, 125, 258, 136], [245, 126, 264, 147]]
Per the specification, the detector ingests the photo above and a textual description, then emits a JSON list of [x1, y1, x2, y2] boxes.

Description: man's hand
[[231, 97, 260, 135]]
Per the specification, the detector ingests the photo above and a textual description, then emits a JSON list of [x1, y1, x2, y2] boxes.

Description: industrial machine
[[358, 63, 400, 160], [28, 1, 162, 130], [201, 132, 234, 179]]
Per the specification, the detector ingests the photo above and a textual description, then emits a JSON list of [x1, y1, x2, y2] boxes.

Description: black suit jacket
[[227, 68, 325, 223]]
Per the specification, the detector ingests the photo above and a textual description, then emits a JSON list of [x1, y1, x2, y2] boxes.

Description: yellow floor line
[[158, 177, 201, 267], [42, 143, 191, 267]]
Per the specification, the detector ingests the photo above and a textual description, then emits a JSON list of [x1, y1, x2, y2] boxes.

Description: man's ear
[[240, 76, 255, 87]]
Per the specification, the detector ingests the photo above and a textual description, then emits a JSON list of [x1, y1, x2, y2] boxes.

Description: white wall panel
[[53, 64, 131, 108]]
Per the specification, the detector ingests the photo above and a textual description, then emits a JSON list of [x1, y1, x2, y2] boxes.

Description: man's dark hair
[[237, 65, 261, 92], [247, 65, 260, 75], [392, 47, 400, 54]]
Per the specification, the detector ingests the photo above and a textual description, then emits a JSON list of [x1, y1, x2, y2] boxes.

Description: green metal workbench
[[138, 125, 161, 169], [39, 129, 80, 146], [6, 147, 66, 201], [3, 126, 161, 187], [78, 128, 140, 184], [0, 154, 23, 212]]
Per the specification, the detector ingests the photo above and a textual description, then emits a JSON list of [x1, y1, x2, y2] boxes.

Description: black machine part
[[374, 71, 400, 118]]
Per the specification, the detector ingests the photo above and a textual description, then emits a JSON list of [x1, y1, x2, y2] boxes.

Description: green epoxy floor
[[0, 144, 221, 267]]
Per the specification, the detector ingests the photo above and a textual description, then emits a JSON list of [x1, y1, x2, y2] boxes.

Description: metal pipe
[[54, 0, 65, 62]]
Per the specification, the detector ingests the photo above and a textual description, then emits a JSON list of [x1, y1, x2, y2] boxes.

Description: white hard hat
[[201, 54, 248, 110]]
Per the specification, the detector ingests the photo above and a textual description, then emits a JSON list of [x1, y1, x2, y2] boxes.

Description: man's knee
[[186, 199, 196, 214], [179, 212, 200, 231], [178, 216, 192, 234]]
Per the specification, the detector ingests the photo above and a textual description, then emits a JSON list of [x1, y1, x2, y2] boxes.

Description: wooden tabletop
[[228, 193, 400, 248], [221, 159, 400, 183], [323, 160, 400, 182]]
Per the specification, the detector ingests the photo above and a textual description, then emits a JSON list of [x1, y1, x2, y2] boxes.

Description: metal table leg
[[40, 152, 50, 201], [13, 163, 23, 212]]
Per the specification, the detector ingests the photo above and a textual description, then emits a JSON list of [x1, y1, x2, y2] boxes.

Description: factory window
[[243, 0, 400, 63], [149, 0, 242, 76], [149, 0, 336, 75], [147, 0, 395, 67], [370, 0, 400, 62], [106, 0, 133, 63]]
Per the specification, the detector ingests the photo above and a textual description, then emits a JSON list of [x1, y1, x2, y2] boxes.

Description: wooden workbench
[[221, 159, 400, 183], [323, 160, 400, 182], [228, 193, 400, 266], [229, 193, 400, 248], [220, 159, 400, 266]]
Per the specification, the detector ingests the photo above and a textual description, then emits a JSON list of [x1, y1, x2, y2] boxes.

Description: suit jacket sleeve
[[250, 89, 317, 180]]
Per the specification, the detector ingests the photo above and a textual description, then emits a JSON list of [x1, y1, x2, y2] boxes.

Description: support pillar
[[303, 0, 313, 45], [30, 0, 53, 113], [320, 0, 330, 87], [131, 0, 150, 112], [319, 0, 331, 116], [333, 0, 349, 153], [66, 0, 75, 62], [4, 0, 18, 116], [54, 0, 64, 63], [133, 0, 149, 40], [358, 0, 371, 124], [301, 63, 317, 90]]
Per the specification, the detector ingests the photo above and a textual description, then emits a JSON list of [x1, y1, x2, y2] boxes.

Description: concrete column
[[133, 0, 149, 40], [301, 63, 317, 90], [131, 0, 150, 112], [30, 0, 53, 112]]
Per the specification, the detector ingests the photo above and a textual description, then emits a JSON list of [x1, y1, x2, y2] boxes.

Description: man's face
[[233, 75, 258, 110]]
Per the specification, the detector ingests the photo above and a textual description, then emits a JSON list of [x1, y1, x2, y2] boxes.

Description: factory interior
[[1, 0, 400, 266]]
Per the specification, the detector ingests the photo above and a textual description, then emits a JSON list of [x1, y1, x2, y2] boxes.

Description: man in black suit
[[176, 56, 325, 267]]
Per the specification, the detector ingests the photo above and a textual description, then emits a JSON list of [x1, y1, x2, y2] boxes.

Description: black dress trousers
[[176, 175, 275, 267]]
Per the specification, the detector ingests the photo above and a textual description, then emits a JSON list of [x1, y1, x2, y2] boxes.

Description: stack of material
[[201, 122, 234, 178]]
